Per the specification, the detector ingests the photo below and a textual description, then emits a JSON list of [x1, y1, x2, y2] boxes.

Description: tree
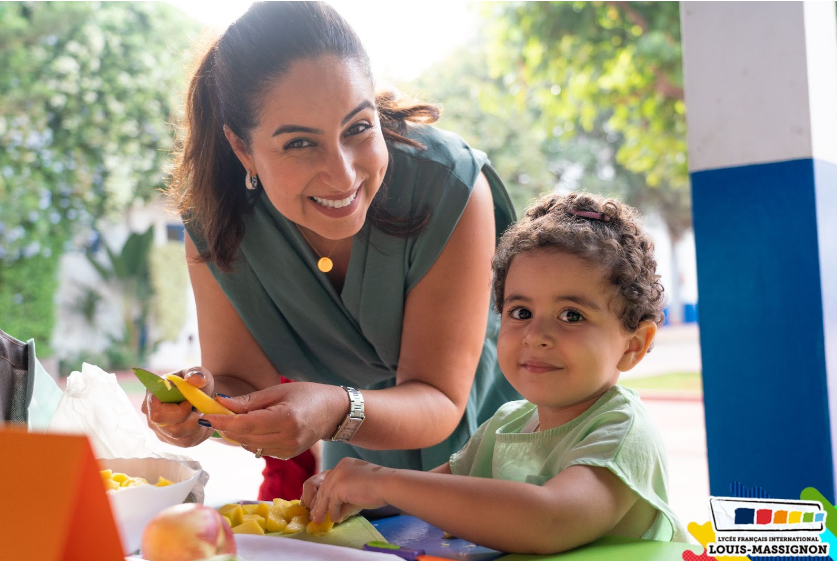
[[481, 1, 692, 322], [0, 2, 200, 351]]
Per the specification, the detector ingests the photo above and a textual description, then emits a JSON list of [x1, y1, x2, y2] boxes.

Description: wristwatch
[[331, 386, 365, 442]]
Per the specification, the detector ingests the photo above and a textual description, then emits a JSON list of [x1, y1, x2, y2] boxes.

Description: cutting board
[[268, 515, 386, 550], [372, 515, 504, 561]]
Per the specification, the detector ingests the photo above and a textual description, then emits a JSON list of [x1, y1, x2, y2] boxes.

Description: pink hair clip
[[568, 209, 611, 222]]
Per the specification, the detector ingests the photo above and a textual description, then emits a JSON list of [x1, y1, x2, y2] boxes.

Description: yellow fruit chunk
[[306, 513, 334, 536], [104, 479, 120, 492], [231, 519, 265, 535], [218, 504, 244, 527], [283, 519, 305, 534], [155, 476, 173, 487], [121, 476, 149, 488], [241, 513, 266, 529], [255, 502, 271, 519], [242, 504, 260, 515], [264, 512, 288, 533], [164, 374, 233, 415], [111, 472, 129, 483], [284, 501, 309, 520], [100, 469, 113, 481]]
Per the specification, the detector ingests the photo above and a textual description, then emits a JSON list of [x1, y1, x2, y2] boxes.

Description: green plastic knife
[[132, 367, 186, 403], [132, 367, 224, 439]]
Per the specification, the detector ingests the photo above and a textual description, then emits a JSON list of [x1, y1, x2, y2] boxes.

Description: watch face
[[333, 416, 364, 442]]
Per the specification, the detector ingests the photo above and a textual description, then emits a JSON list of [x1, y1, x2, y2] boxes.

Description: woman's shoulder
[[390, 124, 486, 174]]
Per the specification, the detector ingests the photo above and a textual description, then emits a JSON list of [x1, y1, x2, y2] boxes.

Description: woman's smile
[[308, 185, 363, 218]]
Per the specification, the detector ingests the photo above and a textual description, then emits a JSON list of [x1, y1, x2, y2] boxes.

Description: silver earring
[[245, 172, 258, 190]]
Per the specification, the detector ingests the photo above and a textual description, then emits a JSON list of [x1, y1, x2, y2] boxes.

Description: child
[[302, 192, 686, 554]]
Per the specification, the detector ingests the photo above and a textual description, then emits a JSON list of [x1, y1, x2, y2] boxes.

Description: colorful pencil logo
[[710, 497, 826, 532]]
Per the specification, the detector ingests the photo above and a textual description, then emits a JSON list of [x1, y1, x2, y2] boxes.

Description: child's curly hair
[[492, 192, 666, 332]]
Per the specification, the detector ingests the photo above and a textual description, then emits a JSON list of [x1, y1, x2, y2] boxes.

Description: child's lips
[[521, 361, 560, 373]]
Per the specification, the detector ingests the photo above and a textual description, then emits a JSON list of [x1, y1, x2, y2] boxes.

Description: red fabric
[[256, 376, 319, 501]]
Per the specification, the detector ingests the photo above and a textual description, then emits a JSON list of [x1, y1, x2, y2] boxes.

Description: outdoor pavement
[[122, 323, 710, 529]]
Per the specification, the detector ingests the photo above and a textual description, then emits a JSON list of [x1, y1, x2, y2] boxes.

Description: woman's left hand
[[200, 381, 347, 460], [304, 458, 392, 523]]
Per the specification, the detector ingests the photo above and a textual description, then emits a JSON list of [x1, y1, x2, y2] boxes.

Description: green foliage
[[0, 245, 60, 356], [87, 226, 155, 365], [0, 1, 200, 351], [149, 241, 189, 343], [482, 2, 688, 190], [411, 37, 660, 216]]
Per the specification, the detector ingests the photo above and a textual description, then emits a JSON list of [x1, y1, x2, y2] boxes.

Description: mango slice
[[306, 513, 334, 536], [163, 374, 233, 415], [231, 518, 265, 535]]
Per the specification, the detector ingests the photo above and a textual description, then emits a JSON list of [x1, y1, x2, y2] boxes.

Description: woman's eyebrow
[[272, 100, 375, 137]]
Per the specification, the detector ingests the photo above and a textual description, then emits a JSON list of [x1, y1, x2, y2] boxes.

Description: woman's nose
[[319, 146, 356, 190]]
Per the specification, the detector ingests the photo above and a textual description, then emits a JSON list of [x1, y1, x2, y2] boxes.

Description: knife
[[132, 367, 186, 403]]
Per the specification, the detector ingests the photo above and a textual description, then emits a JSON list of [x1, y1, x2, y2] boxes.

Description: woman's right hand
[[141, 366, 216, 448]]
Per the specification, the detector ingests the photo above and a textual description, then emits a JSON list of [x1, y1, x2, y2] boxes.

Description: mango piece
[[111, 472, 129, 483], [164, 374, 233, 415], [283, 518, 306, 534], [241, 504, 260, 515], [104, 479, 120, 492], [155, 476, 173, 487], [306, 513, 334, 536], [121, 477, 149, 488], [231, 519, 265, 535], [255, 502, 271, 519], [284, 501, 309, 520], [100, 469, 113, 481], [241, 513, 266, 529], [264, 512, 288, 533], [218, 504, 244, 527], [271, 499, 292, 518]]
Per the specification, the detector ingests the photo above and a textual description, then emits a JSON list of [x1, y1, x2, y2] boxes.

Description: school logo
[[684, 485, 836, 560], [706, 497, 828, 557]]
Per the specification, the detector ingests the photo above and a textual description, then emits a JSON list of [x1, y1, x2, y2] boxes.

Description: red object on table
[[257, 376, 318, 501]]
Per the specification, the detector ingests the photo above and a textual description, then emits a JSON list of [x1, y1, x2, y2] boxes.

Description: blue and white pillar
[[681, 2, 837, 501]]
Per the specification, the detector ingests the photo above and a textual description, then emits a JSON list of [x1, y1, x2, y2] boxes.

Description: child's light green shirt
[[449, 385, 687, 542]]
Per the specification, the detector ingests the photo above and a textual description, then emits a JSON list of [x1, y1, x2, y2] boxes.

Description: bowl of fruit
[[99, 457, 203, 555]]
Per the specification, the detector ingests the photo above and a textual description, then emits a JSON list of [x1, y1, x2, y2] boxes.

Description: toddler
[[303, 192, 686, 554]]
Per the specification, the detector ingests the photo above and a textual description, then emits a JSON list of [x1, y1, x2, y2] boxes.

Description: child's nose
[[523, 319, 554, 348]]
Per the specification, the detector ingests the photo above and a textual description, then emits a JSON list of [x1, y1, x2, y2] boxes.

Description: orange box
[[0, 428, 124, 560]]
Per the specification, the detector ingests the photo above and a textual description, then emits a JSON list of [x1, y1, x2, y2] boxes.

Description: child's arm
[[308, 457, 643, 555]]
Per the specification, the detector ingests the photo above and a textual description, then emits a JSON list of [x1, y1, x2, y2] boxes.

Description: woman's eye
[[509, 307, 532, 320], [559, 309, 584, 323], [284, 138, 314, 150], [346, 122, 372, 136]]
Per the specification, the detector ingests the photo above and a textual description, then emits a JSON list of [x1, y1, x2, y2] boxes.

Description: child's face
[[497, 250, 637, 418]]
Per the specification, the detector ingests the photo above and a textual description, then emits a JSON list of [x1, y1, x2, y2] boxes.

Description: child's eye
[[559, 309, 584, 323], [346, 122, 372, 136], [508, 307, 532, 320], [284, 138, 315, 150]]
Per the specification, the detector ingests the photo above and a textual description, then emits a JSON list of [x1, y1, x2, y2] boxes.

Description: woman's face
[[232, 55, 388, 241]]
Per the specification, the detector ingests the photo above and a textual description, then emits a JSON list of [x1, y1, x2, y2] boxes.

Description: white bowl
[[99, 457, 203, 555]]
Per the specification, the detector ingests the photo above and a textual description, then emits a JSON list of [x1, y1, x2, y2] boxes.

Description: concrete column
[[681, 1, 837, 501]]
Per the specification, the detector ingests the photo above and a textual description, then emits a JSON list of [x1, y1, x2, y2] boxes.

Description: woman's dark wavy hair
[[168, 1, 438, 271], [491, 192, 666, 332]]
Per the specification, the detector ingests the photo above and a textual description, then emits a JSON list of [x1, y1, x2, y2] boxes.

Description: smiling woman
[[144, 1, 519, 503]]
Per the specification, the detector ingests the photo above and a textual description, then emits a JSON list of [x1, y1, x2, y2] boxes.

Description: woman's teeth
[[311, 191, 357, 209]]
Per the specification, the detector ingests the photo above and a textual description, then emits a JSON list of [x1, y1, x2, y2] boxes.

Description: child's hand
[[306, 458, 394, 524]]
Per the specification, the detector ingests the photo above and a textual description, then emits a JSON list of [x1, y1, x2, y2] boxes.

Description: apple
[[141, 503, 236, 561]]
